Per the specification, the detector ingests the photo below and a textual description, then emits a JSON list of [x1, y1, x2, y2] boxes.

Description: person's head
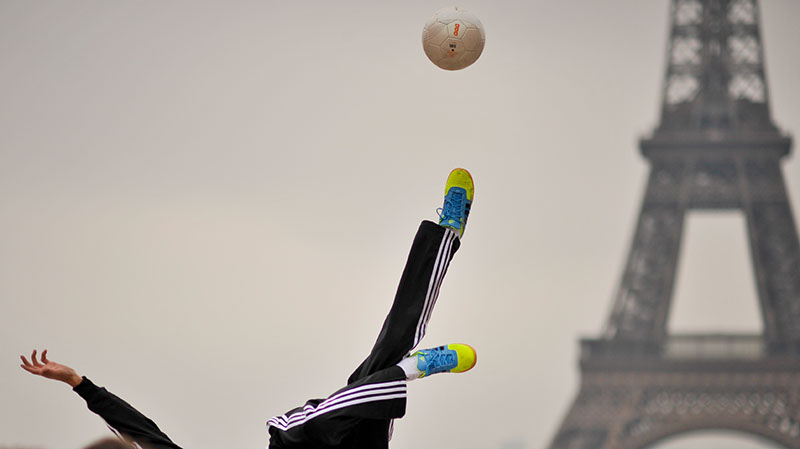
[[82, 437, 138, 449]]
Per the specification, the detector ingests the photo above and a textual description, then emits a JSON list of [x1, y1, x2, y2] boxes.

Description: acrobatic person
[[20, 168, 478, 449]]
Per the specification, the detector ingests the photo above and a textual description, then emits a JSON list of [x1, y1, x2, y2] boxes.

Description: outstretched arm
[[20, 349, 183, 449]]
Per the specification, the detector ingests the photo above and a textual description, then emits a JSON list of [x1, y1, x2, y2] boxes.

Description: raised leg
[[348, 221, 460, 383]]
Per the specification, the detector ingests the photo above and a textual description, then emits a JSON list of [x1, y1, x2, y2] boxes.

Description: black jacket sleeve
[[73, 377, 183, 449]]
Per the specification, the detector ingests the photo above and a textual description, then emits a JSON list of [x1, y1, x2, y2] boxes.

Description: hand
[[20, 349, 83, 388]]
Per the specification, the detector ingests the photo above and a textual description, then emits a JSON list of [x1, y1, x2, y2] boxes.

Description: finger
[[20, 355, 32, 367], [21, 364, 36, 374], [41, 349, 49, 364], [31, 349, 42, 367]]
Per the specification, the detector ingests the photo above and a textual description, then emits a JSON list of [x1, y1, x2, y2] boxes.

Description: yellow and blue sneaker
[[412, 344, 477, 377], [438, 168, 474, 237]]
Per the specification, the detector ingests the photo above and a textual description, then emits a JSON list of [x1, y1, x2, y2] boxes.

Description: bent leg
[[267, 366, 406, 448], [349, 220, 460, 384]]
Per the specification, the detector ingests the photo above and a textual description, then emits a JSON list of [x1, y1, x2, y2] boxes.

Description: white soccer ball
[[422, 6, 486, 71]]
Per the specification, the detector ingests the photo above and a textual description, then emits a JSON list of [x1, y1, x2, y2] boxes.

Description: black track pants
[[267, 221, 460, 449]]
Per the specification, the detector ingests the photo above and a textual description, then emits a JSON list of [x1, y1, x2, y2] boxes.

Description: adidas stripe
[[413, 228, 457, 346], [267, 380, 407, 431]]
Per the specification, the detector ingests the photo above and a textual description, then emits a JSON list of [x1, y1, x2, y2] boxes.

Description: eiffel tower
[[548, 1, 800, 448]]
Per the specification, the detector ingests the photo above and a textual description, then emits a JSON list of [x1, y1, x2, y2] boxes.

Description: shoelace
[[437, 190, 465, 223], [422, 346, 457, 375]]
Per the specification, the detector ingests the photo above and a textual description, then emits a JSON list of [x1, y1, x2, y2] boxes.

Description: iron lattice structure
[[548, 1, 800, 448]]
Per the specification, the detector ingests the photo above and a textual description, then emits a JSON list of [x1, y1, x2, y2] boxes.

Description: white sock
[[397, 355, 424, 380]]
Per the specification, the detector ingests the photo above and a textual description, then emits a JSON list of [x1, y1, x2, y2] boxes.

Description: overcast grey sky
[[1, 1, 798, 449]]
